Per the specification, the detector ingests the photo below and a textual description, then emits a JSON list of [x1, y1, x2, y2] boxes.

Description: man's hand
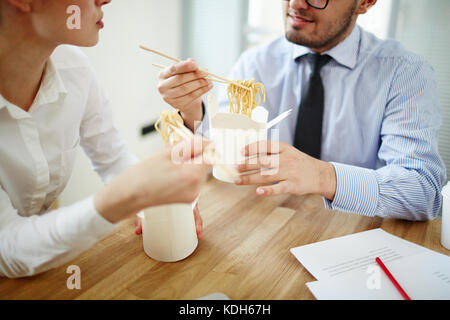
[[135, 203, 203, 239], [235, 141, 337, 200], [157, 59, 213, 132]]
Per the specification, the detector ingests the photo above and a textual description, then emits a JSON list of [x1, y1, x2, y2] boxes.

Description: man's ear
[[355, 0, 377, 15], [7, 0, 32, 13]]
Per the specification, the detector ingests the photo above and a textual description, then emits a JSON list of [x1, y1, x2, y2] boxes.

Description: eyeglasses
[[283, 0, 330, 10], [306, 0, 329, 9]]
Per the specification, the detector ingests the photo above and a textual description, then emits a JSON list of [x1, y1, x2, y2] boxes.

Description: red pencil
[[375, 257, 411, 300]]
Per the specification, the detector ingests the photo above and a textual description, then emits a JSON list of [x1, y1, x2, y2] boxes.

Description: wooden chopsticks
[[139, 45, 250, 91], [151, 63, 228, 84]]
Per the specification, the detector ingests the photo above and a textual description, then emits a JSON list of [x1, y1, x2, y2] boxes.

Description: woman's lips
[[288, 15, 314, 28], [96, 20, 104, 29]]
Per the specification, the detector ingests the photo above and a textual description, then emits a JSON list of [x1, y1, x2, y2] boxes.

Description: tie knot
[[311, 54, 331, 74]]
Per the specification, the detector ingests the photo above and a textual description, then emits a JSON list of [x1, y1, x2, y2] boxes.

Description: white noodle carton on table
[[137, 199, 198, 262], [206, 94, 268, 183]]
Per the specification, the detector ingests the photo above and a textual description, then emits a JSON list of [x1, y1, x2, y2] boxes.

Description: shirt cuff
[[55, 196, 116, 248], [194, 101, 211, 139], [201, 101, 206, 121], [85, 196, 117, 238], [323, 162, 379, 217]]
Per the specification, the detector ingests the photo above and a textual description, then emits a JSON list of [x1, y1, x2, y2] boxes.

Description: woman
[[0, 0, 211, 278]]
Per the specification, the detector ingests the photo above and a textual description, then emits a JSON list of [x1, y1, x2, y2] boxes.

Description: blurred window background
[[60, 0, 449, 206]]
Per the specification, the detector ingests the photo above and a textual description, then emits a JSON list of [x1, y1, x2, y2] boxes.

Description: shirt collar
[[291, 25, 361, 69], [0, 56, 68, 113], [0, 95, 7, 111], [291, 42, 311, 62], [35, 57, 68, 106]]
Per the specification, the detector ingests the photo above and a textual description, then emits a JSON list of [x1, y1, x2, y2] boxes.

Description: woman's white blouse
[[0, 45, 138, 278]]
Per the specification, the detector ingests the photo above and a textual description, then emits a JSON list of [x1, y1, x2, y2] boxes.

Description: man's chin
[[285, 31, 310, 47], [285, 30, 326, 49]]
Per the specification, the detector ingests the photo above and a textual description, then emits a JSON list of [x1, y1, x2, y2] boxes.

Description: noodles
[[154, 109, 184, 144], [227, 79, 266, 118], [155, 79, 266, 144]]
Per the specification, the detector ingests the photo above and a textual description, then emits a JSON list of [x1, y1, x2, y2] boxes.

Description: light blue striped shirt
[[211, 25, 446, 220]]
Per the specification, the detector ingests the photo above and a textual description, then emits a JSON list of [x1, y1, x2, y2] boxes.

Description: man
[[157, 0, 446, 221]]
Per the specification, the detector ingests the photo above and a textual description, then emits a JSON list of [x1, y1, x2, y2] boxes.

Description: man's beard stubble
[[285, 4, 358, 49]]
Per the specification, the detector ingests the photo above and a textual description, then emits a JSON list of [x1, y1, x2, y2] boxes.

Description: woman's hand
[[134, 203, 203, 239], [94, 136, 212, 224]]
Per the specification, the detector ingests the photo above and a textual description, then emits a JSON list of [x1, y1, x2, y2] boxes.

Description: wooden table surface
[[1, 176, 448, 300]]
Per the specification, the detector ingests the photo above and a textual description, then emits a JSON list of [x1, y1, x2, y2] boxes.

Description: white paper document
[[290, 228, 450, 300]]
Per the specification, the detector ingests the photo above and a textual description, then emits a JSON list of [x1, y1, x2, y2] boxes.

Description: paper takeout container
[[207, 94, 268, 183], [137, 200, 198, 262], [441, 182, 450, 250]]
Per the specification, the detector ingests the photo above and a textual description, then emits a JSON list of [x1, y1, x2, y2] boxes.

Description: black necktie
[[293, 54, 331, 159]]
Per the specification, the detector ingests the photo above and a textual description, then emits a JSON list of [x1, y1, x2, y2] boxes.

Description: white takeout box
[[207, 94, 268, 183], [137, 200, 198, 262]]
